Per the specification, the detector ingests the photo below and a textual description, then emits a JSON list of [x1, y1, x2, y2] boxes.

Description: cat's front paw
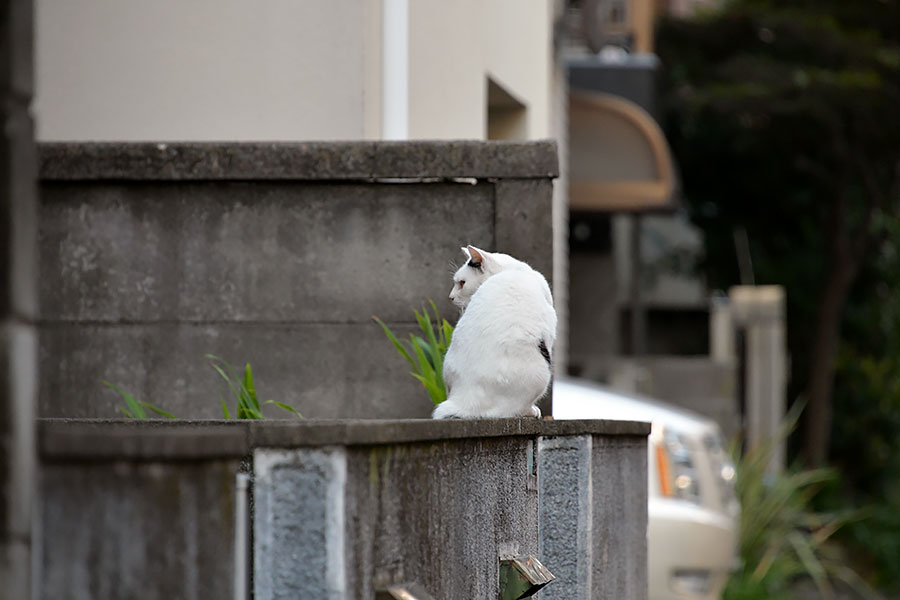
[[432, 401, 460, 419], [530, 405, 542, 418]]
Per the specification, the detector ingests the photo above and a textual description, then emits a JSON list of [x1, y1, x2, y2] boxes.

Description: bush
[[724, 404, 879, 600]]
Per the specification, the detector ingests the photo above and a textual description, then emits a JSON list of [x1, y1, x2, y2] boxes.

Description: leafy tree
[[657, 0, 900, 465]]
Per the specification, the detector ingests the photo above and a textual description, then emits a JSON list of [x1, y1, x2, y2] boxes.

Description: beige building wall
[[36, 0, 554, 142], [408, 0, 553, 139], [35, 0, 382, 141]]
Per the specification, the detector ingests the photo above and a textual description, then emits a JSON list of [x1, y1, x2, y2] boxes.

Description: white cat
[[433, 245, 557, 419]]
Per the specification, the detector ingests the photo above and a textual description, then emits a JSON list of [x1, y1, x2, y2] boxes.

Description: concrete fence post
[[0, 0, 37, 597]]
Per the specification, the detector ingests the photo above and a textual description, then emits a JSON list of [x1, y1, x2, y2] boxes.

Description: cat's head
[[448, 245, 528, 309]]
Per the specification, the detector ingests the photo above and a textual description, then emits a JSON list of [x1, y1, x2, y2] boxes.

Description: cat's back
[[454, 268, 556, 342], [470, 268, 553, 316]]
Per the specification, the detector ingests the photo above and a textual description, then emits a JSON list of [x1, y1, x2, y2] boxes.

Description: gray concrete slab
[[38, 419, 648, 598], [342, 436, 539, 599], [591, 434, 649, 600], [40, 459, 238, 600], [39, 140, 559, 181], [538, 434, 593, 599], [254, 447, 348, 599], [38, 141, 558, 420], [494, 178, 555, 286], [37, 418, 650, 460], [40, 181, 492, 323], [39, 321, 432, 419]]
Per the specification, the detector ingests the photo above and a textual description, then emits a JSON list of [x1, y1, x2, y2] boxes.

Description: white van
[[554, 377, 740, 600]]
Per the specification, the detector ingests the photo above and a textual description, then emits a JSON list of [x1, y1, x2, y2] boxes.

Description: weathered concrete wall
[[255, 438, 540, 599], [0, 0, 37, 597], [538, 433, 649, 600], [591, 435, 648, 600], [41, 459, 238, 600], [38, 141, 557, 420], [538, 435, 594, 599], [39, 418, 649, 600]]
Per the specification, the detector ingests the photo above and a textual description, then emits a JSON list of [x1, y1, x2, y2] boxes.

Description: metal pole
[[382, 0, 409, 140], [630, 214, 646, 355]]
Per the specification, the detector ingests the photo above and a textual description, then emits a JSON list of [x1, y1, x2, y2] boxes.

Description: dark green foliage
[[658, 0, 900, 588], [724, 405, 877, 599]]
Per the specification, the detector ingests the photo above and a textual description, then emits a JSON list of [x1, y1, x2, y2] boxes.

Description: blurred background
[[28, 0, 900, 598]]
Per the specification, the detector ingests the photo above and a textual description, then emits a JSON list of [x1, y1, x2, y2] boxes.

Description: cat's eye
[[458, 280, 465, 288]]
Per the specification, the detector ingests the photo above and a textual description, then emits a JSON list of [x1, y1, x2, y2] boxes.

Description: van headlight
[[653, 426, 701, 503], [704, 432, 738, 509]]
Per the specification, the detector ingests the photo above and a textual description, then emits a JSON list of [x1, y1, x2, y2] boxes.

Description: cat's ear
[[466, 245, 485, 269], [460, 246, 471, 260]]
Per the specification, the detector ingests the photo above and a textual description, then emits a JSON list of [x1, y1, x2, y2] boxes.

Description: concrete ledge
[[39, 418, 650, 460], [39, 141, 559, 181]]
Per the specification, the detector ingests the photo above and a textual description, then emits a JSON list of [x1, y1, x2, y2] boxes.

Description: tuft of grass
[[103, 356, 303, 420], [724, 402, 880, 600], [102, 380, 176, 419], [373, 299, 454, 405], [204, 354, 303, 419]]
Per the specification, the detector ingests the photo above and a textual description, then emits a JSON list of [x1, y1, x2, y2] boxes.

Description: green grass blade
[[221, 398, 231, 419], [419, 303, 444, 372], [372, 316, 416, 368], [242, 363, 260, 412], [410, 336, 435, 381], [205, 354, 237, 375], [264, 400, 304, 419], [118, 406, 134, 418], [103, 380, 146, 419], [244, 406, 264, 420], [786, 530, 830, 596], [420, 303, 441, 349], [413, 334, 446, 396], [139, 401, 176, 419], [208, 362, 244, 404], [412, 335, 436, 368], [441, 319, 454, 347], [411, 372, 445, 404]]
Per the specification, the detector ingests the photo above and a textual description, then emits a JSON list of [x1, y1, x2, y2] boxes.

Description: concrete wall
[[35, 0, 555, 142], [0, 0, 37, 596], [41, 458, 239, 600], [38, 418, 649, 599], [38, 141, 557, 420], [538, 433, 648, 600]]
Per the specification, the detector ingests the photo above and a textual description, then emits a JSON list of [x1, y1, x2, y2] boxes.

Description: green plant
[[724, 403, 880, 600], [205, 354, 302, 419], [373, 300, 454, 405], [103, 356, 303, 420], [103, 380, 176, 419]]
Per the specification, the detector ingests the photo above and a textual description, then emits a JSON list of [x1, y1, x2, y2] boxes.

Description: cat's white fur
[[433, 245, 557, 419]]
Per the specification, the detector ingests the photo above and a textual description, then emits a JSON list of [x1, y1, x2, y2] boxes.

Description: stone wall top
[[39, 417, 650, 460], [39, 141, 559, 181]]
